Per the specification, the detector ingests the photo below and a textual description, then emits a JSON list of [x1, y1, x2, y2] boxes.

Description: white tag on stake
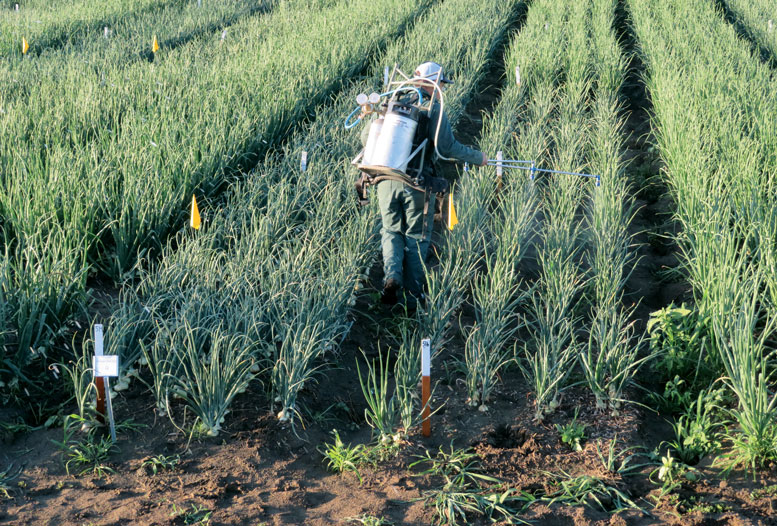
[[515, 65, 520, 86], [300, 151, 308, 172], [496, 151, 503, 178], [384, 66, 389, 88], [93, 355, 119, 378], [421, 339, 431, 377], [769, 20, 774, 33], [15, 4, 19, 11], [221, 29, 227, 41], [94, 324, 104, 356]]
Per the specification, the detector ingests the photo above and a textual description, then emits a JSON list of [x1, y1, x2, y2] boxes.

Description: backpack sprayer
[[346, 64, 456, 203], [345, 64, 601, 207]]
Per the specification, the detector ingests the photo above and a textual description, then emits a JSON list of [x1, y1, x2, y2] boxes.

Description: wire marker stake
[[300, 151, 308, 172], [530, 160, 536, 181], [421, 339, 431, 437], [496, 151, 503, 191], [93, 324, 119, 442]]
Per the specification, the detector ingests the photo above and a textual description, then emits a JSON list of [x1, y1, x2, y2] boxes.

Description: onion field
[[1, 0, 776, 524]]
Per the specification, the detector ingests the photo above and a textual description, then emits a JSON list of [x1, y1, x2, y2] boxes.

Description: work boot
[[381, 278, 401, 306]]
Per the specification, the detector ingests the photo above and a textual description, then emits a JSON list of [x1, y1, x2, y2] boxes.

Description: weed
[[345, 515, 394, 526], [411, 445, 532, 524], [555, 409, 586, 452], [0, 464, 23, 499], [319, 429, 365, 484], [53, 414, 117, 478], [141, 454, 181, 475], [543, 469, 643, 513], [666, 387, 725, 464], [750, 484, 777, 501], [596, 436, 649, 475], [681, 496, 729, 514], [170, 503, 212, 525], [646, 304, 715, 389], [648, 450, 697, 504]]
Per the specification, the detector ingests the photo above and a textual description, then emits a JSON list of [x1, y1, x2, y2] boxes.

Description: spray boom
[[488, 158, 601, 186]]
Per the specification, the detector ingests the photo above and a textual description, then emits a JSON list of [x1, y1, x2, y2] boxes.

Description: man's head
[[413, 61, 453, 95]]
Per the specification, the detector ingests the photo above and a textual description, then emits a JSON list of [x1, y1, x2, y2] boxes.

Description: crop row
[[0, 0, 177, 57], [721, 0, 777, 62], [629, 0, 777, 469], [0, 0, 429, 394], [1, 0, 273, 101], [85, 0, 525, 436], [423, 0, 638, 423]]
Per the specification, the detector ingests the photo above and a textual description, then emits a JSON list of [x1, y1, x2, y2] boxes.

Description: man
[[364, 61, 487, 307]]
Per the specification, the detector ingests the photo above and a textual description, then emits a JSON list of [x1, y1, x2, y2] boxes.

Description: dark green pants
[[377, 180, 435, 297]]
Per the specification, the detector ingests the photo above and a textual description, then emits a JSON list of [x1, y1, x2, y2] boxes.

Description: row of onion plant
[[1, 0, 177, 57], [629, 0, 777, 471], [580, 0, 642, 417], [721, 0, 777, 62], [0, 0, 430, 397], [1, 0, 274, 103], [457, 0, 642, 421]]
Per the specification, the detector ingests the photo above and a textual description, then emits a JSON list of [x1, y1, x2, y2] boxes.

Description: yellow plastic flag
[[152, 35, 159, 53], [447, 191, 459, 231], [190, 195, 201, 230], [22, 37, 29, 55]]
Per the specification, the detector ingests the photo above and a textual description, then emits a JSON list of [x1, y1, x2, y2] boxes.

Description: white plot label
[[94, 355, 119, 378], [94, 324, 104, 356], [515, 65, 521, 86], [300, 151, 308, 172], [421, 339, 431, 377], [496, 151, 503, 178]]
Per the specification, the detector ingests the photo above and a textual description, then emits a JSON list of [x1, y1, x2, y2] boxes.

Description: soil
[[3, 3, 777, 526]]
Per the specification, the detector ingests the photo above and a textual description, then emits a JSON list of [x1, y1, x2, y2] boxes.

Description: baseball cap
[[413, 61, 454, 84]]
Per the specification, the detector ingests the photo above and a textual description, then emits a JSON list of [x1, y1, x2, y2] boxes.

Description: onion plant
[[463, 181, 537, 408], [712, 275, 777, 474], [172, 324, 254, 437]]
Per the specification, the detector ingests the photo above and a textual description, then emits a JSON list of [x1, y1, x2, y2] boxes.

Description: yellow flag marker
[[152, 35, 159, 53], [447, 191, 459, 231], [190, 195, 201, 230], [22, 37, 29, 54]]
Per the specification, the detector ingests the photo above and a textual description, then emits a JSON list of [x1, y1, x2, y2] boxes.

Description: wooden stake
[[421, 339, 431, 437]]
